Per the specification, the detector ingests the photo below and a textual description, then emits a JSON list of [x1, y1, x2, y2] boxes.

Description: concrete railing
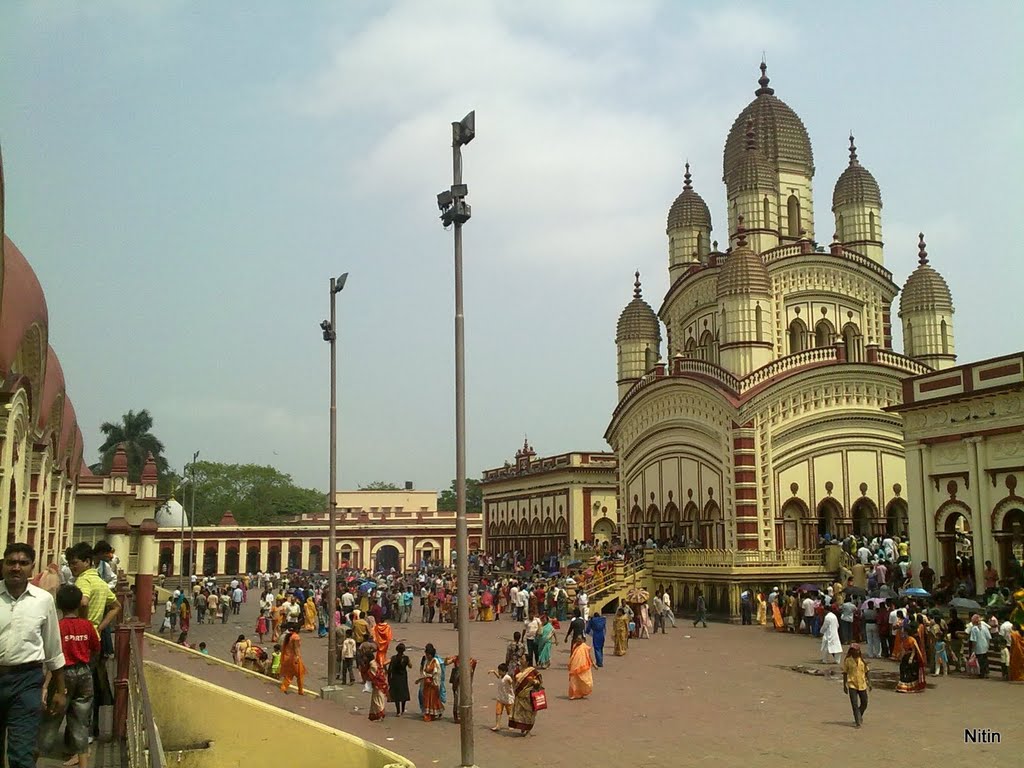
[[651, 548, 825, 569]]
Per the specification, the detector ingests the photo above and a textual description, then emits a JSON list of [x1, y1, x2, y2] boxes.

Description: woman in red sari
[[568, 637, 593, 700], [417, 643, 444, 721], [509, 666, 543, 736], [896, 623, 927, 693], [367, 656, 389, 721]]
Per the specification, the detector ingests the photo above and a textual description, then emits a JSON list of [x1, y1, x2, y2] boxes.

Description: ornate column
[[104, 517, 131, 573], [300, 539, 311, 571], [259, 539, 269, 572], [135, 519, 158, 625]]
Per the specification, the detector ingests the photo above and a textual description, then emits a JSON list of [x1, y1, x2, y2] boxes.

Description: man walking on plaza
[[652, 592, 666, 634], [0, 543, 67, 768], [841, 644, 871, 728], [524, 613, 541, 666], [821, 609, 842, 664], [693, 589, 707, 628], [969, 613, 992, 678], [232, 583, 243, 615]]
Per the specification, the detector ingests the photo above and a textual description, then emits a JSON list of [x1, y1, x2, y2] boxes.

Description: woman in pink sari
[[568, 637, 594, 700]]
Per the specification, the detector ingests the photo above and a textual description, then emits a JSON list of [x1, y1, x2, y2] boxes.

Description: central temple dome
[[723, 63, 814, 182]]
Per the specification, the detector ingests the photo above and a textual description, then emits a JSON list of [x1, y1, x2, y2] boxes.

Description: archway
[[780, 500, 805, 550], [789, 318, 808, 354], [375, 544, 400, 573], [937, 508, 973, 581], [287, 545, 302, 570], [309, 545, 322, 573], [159, 547, 174, 577], [701, 501, 724, 549], [592, 518, 615, 544], [886, 499, 908, 537], [817, 498, 842, 539], [339, 545, 354, 569], [203, 546, 217, 576], [225, 547, 239, 576], [851, 498, 875, 538], [814, 319, 835, 348], [267, 546, 281, 572], [996, 506, 1024, 583], [246, 546, 261, 574]]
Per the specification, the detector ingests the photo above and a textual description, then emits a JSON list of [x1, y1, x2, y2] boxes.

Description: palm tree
[[94, 409, 169, 482]]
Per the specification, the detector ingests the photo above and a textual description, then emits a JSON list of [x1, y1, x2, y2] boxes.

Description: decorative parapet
[[651, 548, 825, 569]]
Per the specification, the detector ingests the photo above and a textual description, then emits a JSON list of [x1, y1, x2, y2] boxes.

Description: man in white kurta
[[820, 610, 842, 664]]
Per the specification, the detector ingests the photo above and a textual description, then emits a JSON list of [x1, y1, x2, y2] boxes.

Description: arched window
[[699, 330, 715, 363], [869, 211, 877, 241], [787, 195, 801, 238], [755, 303, 763, 342], [905, 320, 914, 357], [696, 231, 705, 258], [684, 337, 697, 357], [763, 196, 771, 229], [788, 318, 807, 354], [837, 213, 844, 242], [719, 308, 727, 344], [941, 318, 949, 354], [814, 319, 834, 348], [644, 345, 657, 371], [842, 322, 862, 362]]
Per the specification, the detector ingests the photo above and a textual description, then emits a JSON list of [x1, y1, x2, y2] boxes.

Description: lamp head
[[454, 110, 475, 146], [334, 272, 348, 293]]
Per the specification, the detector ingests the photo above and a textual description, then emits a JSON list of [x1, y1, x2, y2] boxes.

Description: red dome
[[38, 345, 66, 433], [0, 235, 49, 375]]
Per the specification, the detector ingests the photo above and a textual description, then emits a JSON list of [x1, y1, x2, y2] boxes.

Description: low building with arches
[[152, 489, 482, 577], [481, 441, 619, 561], [890, 353, 1024, 590], [0, 146, 86, 574]]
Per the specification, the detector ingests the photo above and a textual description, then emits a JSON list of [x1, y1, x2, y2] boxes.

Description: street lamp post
[[437, 110, 476, 768], [189, 450, 199, 577], [321, 272, 348, 685]]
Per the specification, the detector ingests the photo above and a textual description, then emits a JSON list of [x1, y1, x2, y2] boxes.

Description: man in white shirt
[[801, 594, 816, 634], [0, 543, 67, 768], [968, 614, 992, 678], [523, 615, 542, 665], [856, 544, 872, 565], [577, 589, 589, 622], [509, 585, 520, 621]]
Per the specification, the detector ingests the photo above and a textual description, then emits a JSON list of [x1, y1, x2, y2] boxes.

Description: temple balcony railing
[[651, 548, 826, 570]]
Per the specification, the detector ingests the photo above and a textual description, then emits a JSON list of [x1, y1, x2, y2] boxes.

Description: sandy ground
[[149, 598, 1019, 768]]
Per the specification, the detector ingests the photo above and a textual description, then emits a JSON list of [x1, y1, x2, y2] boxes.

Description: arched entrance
[[817, 498, 841, 539], [203, 546, 217, 576], [159, 547, 174, 577], [886, 499, 909, 537], [592, 518, 615, 544], [937, 506, 973, 581], [225, 547, 239, 575], [309, 545, 322, 573], [780, 501, 804, 549], [851, 499, 875, 538], [267, 546, 281, 572], [287, 544, 301, 570], [701, 501, 725, 549], [996, 506, 1024, 582], [245, 546, 260, 574], [375, 544, 400, 573]]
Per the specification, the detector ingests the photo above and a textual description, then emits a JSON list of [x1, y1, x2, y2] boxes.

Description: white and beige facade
[[890, 353, 1024, 589], [606, 63, 958, 608], [153, 489, 482, 576], [481, 441, 619, 560]]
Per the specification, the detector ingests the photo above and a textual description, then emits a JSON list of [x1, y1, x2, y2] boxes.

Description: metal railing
[[124, 631, 166, 768], [585, 557, 646, 605]]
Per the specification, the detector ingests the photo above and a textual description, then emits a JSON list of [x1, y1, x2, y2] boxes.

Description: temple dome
[[155, 498, 189, 529], [667, 163, 712, 232], [900, 234, 953, 314], [717, 230, 771, 297], [723, 63, 814, 182], [727, 120, 778, 192], [832, 135, 881, 210], [616, 272, 661, 343]]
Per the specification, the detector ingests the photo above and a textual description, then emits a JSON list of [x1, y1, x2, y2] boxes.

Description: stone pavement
[[153, 598, 1018, 768]]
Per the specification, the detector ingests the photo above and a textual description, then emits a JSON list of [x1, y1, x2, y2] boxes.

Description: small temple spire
[[848, 133, 859, 166], [755, 59, 775, 96], [683, 161, 692, 190], [633, 270, 642, 299], [918, 233, 928, 265]]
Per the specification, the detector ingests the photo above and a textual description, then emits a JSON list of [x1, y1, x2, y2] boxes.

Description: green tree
[[186, 461, 326, 526], [437, 477, 482, 513], [93, 409, 169, 482], [359, 481, 400, 490]]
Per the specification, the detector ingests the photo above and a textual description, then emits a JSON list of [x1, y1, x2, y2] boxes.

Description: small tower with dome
[[666, 163, 713, 284], [832, 134, 883, 263], [726, 120, 780, 253], [717, 219, 774, 376], [616, 272, 661, 400], [899, 233, 955, 369]]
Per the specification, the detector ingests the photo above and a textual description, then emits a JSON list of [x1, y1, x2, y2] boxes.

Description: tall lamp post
[[188, 450, 199, 577], [437, 110, 476, 768], [321, 272, 348, 686]]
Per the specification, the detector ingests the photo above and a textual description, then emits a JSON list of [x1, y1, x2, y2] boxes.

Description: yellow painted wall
[[144, 661, 413, 768]]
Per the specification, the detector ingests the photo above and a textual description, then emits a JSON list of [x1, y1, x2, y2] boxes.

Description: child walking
[[341, 629, 357, 685], [256, 609, 268, 643], [39, 585, 100, 768], [489, 663, 514, 732], [270, 644, 282, 678]]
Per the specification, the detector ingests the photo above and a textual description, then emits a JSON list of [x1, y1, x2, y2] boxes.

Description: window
[[843, 323, 862, 362], [755, 304, 763, 342], [763, 196, 771, 229], [837, 213, 844, 242], [788, 318, 807, 354], [814, 319, 834, 348], [787, 195, 801, 238], [941, 318, 949, 354], [696, 231, 705, 258], [905, 320, 915, 357], [869, 211, 877, 241]]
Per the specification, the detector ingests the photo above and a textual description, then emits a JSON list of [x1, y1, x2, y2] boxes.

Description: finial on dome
[[683, 161, 692, 190], [917, 233, 928, 265], [745, 119, 756, 151], [736, 215, 748, 248], [633, 270, 642, 299], [755, 59, 775, 96], [712, 240, 719, 251], [848, 133, 859, 166]]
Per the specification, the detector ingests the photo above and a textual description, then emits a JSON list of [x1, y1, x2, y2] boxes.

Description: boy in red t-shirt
[[39, 584, 100, 768]]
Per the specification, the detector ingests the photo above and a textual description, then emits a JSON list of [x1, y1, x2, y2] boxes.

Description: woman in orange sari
[[896, 623, 927, 693], [567, 637, 593, 700], [770, 592, 785, 632], [271, 600, 284, 642], [417, 643, 444, 721], [890, 611, 906, 660], [302, 597, 317, 632], [279, 624, 306, 695], [372, 616, 393, 668], [1009, 625, 1024, 683]]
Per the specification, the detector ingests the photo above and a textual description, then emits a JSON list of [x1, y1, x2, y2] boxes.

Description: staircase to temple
[[583, 558, 649, 615]]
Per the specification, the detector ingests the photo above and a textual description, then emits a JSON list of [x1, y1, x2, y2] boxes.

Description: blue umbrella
[[901, 587, 930, 597], [359, 582, 376, 593]]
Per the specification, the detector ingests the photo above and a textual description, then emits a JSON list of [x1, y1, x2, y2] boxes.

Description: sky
[[2, 1, 1022, 494]]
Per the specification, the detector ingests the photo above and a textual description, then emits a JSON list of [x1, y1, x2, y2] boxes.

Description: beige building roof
[[616, 272, 661, 342], [667, 163, 712, 231], [899, 234, 953, 314], [716, 228, 771, 296], [832, 135, 881, 209], [723, 63, 814, 181]]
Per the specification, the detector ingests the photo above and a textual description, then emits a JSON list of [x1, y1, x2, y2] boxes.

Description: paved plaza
[[152, 597, 1017, 767]]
